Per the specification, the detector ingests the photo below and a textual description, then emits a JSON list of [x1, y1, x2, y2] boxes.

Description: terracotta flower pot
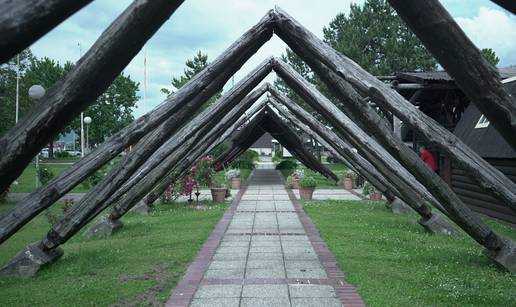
[[369, 191, 382, 201], [211, 188, 227, 202], [299, 187, 315, 200], [344, 177, 353, 190], [231, 177, 241, 189], [292, 178, 300, 189]]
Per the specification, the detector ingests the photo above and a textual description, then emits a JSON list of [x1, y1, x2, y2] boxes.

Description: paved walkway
[[166, 169, 364, 307]]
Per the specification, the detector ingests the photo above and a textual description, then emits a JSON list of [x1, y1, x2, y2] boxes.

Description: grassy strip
[[0, 200, 225, 306], [304, 200, 516, 307]]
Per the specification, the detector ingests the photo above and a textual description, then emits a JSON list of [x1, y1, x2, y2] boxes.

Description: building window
[[475, 115, 490, 128]]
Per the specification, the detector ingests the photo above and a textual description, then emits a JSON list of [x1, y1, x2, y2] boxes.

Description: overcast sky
[[29, 0, 516, 118]]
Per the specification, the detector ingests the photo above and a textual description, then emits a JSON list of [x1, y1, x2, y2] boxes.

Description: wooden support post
[[0, 0, 185, 194], [109, 103, 264, 220], [272, 57, 515, 270], [0, 11, 275, 245], [267, 89, 453, 228], [40, 69, 271, 251], [0, 0, 94, 63], [264, 106, 339, 182], [387, 0, 516, 149], [272, 7, 516, 215]]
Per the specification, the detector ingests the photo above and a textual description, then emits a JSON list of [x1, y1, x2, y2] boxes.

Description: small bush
[[209, 143, 228, 158], [55, 151, 71, 158], [38, 167, 55, 185], [224, 169, 240, 180], [240, 150, 259, 162], [275, 160, 297, 170], [82, 166, 108, 189], [362, 181, 377, 196], [300, 176, 317, 188]]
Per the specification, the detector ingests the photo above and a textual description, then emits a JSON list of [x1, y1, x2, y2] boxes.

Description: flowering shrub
[[345, 170, 356, 179], [194, 155, 215, 187], [181, 175, 197, 196], [224, 169, 240, 180]]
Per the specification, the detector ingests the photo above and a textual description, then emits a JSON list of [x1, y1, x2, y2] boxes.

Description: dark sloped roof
[[453, 80, 516, 159], [251, 132, 273, 148], [396, 67, 516, 83]]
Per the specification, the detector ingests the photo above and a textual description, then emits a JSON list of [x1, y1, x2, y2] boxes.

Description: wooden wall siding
[[452, 159, 516, 225]]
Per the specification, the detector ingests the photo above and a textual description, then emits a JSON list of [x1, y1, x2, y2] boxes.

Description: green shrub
[[55, 151, 71, 158], [362, 181, 377, 196], [272, 149, 282, 163], [300, 176, 317, 188], [275, 160, 297, 170], [286, 175, 293, 188], [241, 150, 259, 162], [231, 159, 255, 169], [82, 166, 108, 189], [38, 167, 55, 185], [209, 143, 228, 158]]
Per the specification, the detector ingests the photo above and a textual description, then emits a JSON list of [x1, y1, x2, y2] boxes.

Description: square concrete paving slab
[[280, 235, 309, 241], [250, 241, 281, 248], [219, 241, 249, 247], [247, 252, 283, 261], [245, 267, 286, 278], [242, 284, 289, 297], [208, 260, 246, 269], [251, 235, 280, 241], [190, 298, 240, 307], [291, 297, 342, 307], [285, 260, 325, 269], [240, 297, 291, 307], [250, 245, 282, 253], [194, 285, 242, 298], [204, 268, 245, 279], [286, 266, 327, 279], [289, 285, 337, 298], [246, 259, 284, 269], [212, 252, 247, 261], [222, 235, 250, 242], [216, 246, 249, 254]]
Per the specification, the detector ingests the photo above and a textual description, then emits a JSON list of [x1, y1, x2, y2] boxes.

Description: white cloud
[[455, 7, 516, 67]]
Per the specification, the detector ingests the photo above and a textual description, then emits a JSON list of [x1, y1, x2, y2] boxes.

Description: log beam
[[272, 7, 516, 215], [387, 0, 516, 149], [0, 0, 93, 63], [0, 0, 185, 194]]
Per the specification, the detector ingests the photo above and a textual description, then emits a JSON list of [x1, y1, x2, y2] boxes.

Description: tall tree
[[481, 48, 500, 66], [161, 51, 220, 107], [0, 50, 36, 137], [69, 73, 139, 146], [323, 0, 437, 76]]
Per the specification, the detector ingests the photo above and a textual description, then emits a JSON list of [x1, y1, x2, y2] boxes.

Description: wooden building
[[392, 67, 516, 225]]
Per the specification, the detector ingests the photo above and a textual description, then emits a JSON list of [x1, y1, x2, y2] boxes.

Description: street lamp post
[[83, 116, 92, 154], [28, 85, 46, 188]]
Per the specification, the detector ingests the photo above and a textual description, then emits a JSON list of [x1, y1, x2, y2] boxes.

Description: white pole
[[78, 42, 85, 158], [81, 112, 85, 157], [143, 47, 147, 114], [86, 123, 89, 153], [15, 54, 20, 123]]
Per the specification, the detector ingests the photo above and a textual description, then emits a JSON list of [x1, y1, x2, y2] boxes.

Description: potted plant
[[225, 169, 241, 189], [343, 170, 355, 190], [210, 177, 227, 203], [363, 181, 382, 201], [299, 176, 317, 201]]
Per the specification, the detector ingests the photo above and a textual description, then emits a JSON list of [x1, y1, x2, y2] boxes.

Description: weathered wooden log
[[0, 0, 185, 195], [272, 8, 516, 215], [388, 0, 516, 149], [39, 63, 272, 250], [0, 0, 93, 63], [263, 106, 339, 182], [268, 90, 442, 220], [490, 1, 516, 14], [109, 102, 265, 220], [0, 13, 275, 245], [272, 57, 514, 266], [105, 93, 266, 221]]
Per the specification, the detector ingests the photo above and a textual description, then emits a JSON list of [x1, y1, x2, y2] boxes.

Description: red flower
[[215, 163, 222, 171], [190, 166, 197, 173]]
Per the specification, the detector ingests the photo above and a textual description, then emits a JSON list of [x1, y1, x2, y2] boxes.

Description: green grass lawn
[[0, 200, 226, 306], [304, 200, 516, 306]]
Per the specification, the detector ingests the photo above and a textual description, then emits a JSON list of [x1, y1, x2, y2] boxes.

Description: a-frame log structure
[[1, 4, 515, 276]]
